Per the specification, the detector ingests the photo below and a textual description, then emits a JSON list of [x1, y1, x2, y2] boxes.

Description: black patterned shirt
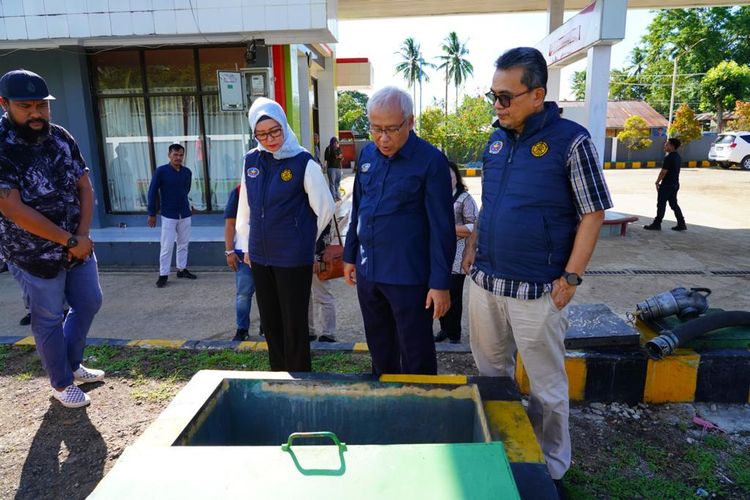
[[0, 114, 88, 278]]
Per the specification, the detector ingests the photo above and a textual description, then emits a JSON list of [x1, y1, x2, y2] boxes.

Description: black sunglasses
[[485, 88, 534, 108]]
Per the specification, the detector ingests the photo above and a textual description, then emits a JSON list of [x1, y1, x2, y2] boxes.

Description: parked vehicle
[[708, 132, 750, 170]]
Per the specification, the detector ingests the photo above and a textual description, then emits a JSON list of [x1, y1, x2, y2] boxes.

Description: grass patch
[[80, 346, 373, 380], [16, 371, 34, 381], [131, 377, 180, 404]]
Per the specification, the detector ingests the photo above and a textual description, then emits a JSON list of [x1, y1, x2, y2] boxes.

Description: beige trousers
[[468, 279, 570, 480]]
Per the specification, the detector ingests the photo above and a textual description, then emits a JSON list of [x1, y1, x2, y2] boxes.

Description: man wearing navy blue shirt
[[147, 144, 196, 287], [343, 86, 455, 375]]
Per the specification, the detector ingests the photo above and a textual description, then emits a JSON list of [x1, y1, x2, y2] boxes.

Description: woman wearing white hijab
[[236, 97, 334, 372]]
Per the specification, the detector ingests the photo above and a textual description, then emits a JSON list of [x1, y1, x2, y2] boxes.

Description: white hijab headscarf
[[236, 98, 309, 253], [247, 97, 306, 160]]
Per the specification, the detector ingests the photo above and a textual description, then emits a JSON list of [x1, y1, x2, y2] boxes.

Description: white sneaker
[[52, 385, 91, 408], [73, 364, 105, 384]]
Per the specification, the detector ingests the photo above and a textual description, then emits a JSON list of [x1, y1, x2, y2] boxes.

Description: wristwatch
[[66, 236, 79, 249], [224, 250, 235, 256], [562, 271, 583, 286]]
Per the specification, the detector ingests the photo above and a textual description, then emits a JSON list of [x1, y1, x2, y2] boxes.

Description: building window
[[90, 47, 251, 214]]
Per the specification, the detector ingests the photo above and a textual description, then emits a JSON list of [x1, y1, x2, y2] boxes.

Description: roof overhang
[[337, 0, 750, 19]]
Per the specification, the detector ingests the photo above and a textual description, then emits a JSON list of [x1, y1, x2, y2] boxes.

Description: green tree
[[394, 37, 433, 117], [609, 69, 646, 101], [337, 90, 369, 135], [571, 70, 586, 100], [632, 7, 750, 115], [729, 101, 750, 131], [570, 69, 645, 101], [617, 115, 653, 151], [700, 61, 750, 132], [435, 32, 474, 115], [442, 95, 494, 163], [418, 106, 446, 146], [668, 103, 702, 143]]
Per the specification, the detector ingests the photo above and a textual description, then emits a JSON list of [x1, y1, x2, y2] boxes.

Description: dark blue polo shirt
[[147, 163, 192, 219], [343, 131, 455, 289]]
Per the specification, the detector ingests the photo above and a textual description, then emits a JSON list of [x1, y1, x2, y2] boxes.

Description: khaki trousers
[[468, 279, 570, 480]]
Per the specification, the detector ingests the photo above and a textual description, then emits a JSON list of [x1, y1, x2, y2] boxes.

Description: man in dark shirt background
[[147, 143, 197, 287], [644, 137, 687, 231]]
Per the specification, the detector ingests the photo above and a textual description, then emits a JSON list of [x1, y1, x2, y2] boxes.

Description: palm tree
[[395, 37, 433, 127], [627, 47, 647, 77], [435, 32, 474, 114]]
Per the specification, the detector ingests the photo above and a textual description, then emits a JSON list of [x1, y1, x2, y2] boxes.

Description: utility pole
[[668, 38, 705, 137]]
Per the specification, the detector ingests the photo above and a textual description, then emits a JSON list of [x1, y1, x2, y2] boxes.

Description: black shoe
[[643, 223, 661, 231], [671, 224, 687, 231], [0, 261, 7, 273], [232, 328, 249, 341], [19, 313, 31, 326], [177, 269, 197, 279], [309, 334, 318, 342], [156, 275, 168, 288], [554, 479, 566, 500], [318, 334, 337, 343], [434, 331, 449, 342]]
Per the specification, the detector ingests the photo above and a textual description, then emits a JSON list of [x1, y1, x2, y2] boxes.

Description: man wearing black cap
[[0, 69, 105, 408]]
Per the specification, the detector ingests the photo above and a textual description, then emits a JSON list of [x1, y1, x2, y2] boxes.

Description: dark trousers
[[654, 183, 685, 225], [439, 273, 467, 341], [356, 275, 437, 375], [251, 263, 312, 372]]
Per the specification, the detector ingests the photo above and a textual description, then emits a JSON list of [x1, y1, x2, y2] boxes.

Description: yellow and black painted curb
[[2, 332, 748, 404], [462, 161, 714, 174], [602, 160, 713, 170]]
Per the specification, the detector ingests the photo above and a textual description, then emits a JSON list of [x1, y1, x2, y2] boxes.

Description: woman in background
[[435, 161, 478, 344]]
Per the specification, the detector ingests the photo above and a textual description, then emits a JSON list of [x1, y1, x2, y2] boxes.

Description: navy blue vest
[[243, 149, 317, 267], [475, 102, 585, 284]]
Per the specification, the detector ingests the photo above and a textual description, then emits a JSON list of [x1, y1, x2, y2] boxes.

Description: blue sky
[[336, 9, 656, 107]]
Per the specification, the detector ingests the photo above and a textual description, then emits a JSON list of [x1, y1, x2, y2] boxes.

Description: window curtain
[[99, 98, 152, 212], [149, 95, 207, 211], [202, 95, 251, 211]]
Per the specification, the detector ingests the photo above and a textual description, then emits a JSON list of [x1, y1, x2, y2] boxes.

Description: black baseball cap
[[0, 69, 55, 101]]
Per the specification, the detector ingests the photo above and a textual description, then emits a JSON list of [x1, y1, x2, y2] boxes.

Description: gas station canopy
[[337, 0, 750, 19]]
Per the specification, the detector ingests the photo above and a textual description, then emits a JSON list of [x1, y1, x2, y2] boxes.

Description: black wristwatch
[[562, 271, 583, 286], [66, 236, 79, 249]]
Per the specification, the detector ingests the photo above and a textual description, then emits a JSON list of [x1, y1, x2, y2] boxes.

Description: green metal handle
[[281, 431, 347, 452]]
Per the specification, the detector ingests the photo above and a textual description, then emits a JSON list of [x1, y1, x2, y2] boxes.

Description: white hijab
[[236, 98, 308, 253], [247, 97, 306, 159]]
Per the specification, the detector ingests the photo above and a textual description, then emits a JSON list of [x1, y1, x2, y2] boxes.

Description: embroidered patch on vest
[[360, 163, 371, 172], [531, 141, 549, 157], [280, 169, 293, 181], [489, 141, 503, 155], [247, 167, 260, 178]]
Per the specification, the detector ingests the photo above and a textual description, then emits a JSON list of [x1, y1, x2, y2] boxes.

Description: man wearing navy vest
[[462, 48, 612, 491], [343, 86, 455, 375]]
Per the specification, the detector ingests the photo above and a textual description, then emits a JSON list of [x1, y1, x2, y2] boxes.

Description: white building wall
[[0, 0, 337, 45]]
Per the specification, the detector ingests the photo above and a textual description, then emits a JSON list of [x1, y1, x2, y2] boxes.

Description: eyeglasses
[[255, 126, 283, 142], [369, 120, 406, 138], [485, 89, 534, 108]]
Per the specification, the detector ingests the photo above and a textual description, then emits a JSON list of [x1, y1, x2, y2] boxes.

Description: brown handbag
[[317, 215, 345, 280]]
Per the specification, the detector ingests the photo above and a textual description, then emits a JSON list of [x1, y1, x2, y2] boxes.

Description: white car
[[708, 132, 750, 170]]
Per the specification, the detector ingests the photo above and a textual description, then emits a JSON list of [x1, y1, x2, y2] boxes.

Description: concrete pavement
[[1, 168, 748, 344]]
